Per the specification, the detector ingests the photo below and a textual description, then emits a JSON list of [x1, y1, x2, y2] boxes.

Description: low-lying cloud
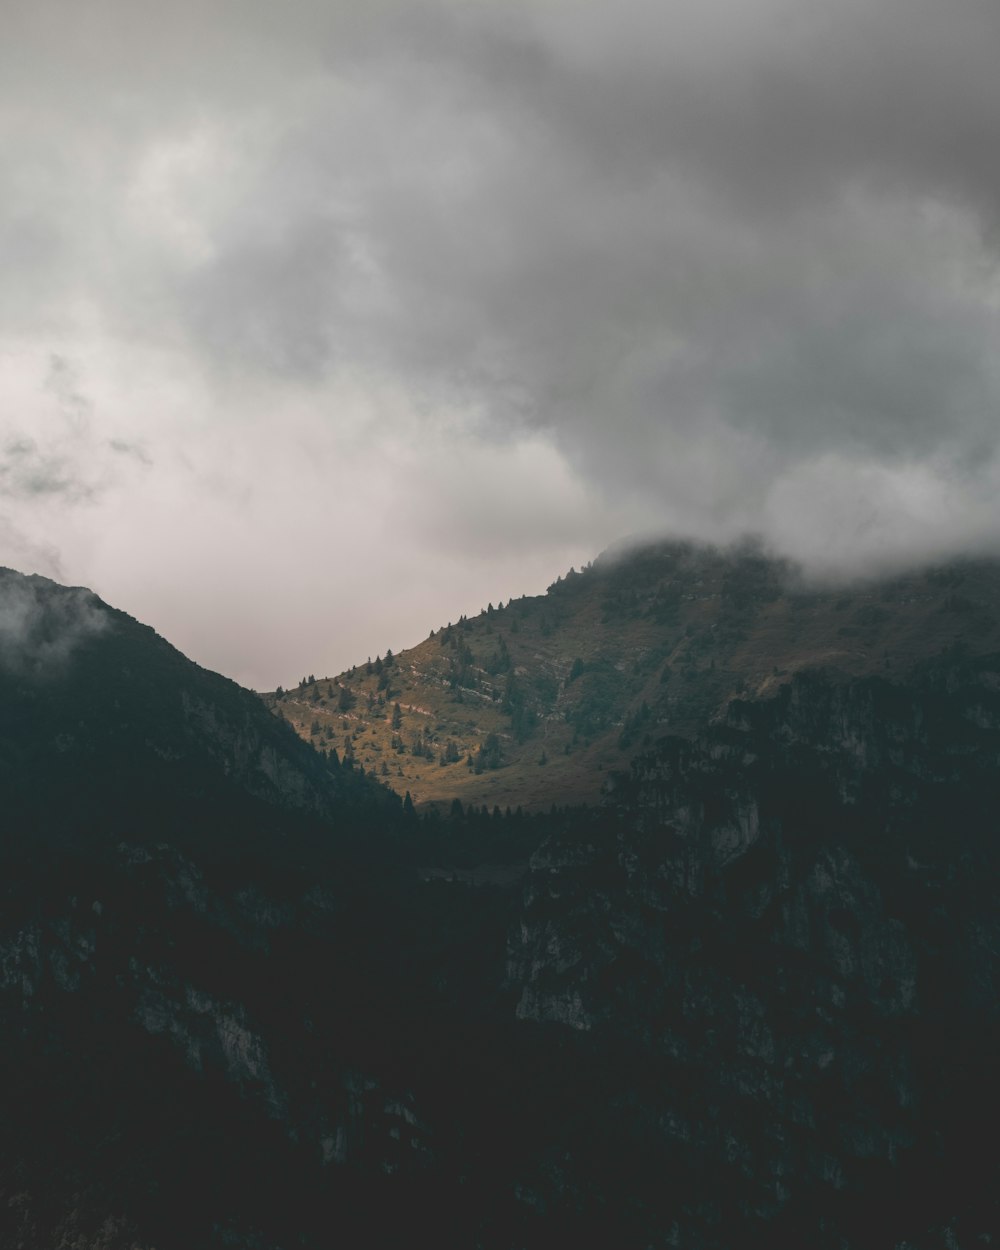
[[0, 573, 108, 675]]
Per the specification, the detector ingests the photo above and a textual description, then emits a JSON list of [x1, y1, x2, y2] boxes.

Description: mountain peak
[[0, 569, 396, 853]]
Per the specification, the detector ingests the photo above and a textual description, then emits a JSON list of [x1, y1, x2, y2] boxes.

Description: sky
[[3, 0, 1000, 689]]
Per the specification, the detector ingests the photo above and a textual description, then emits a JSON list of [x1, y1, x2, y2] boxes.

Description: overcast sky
[[3, 0, 1000, 688]]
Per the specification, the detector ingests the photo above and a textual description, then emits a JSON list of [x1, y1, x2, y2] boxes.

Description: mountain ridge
[[0, 566, 397, 858], [269, 538, 1000, 811]]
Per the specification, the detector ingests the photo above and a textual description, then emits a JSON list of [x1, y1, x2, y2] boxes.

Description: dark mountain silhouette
[[0, 567, 393, 859]]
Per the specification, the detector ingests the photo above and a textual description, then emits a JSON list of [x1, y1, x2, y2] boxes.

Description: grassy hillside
[[269, 539, 1000, 810]]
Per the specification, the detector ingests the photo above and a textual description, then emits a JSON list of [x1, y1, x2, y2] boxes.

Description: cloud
[[0, 351, 124, 504], [3, 0, 1000, 684], [0, 571, 108, 675], [146, 2, 1000, 479], [0, 516, 63, 581]]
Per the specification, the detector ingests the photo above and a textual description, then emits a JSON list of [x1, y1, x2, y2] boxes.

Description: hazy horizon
[[4, 0, 1000, 687]]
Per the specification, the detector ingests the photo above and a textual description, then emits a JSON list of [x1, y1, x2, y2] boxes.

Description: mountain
[[1, 561, 997, 1248], [0, 567, 394, 856], [0, 568, 417, 1244], [270, 538, 1000, 810]]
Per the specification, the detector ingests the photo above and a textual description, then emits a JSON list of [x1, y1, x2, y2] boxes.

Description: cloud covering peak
[[0, 571, 108, 675]]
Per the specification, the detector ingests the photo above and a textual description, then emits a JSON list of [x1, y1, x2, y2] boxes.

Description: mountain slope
[[0, 567, 394, 855], [0, 570, 437, 1245], [270, 539, 1000, 809]]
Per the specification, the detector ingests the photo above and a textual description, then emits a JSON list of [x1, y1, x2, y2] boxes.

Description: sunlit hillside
[[269, 540, 1000, 809]]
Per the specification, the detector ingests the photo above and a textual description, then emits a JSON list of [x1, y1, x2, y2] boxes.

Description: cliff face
[[508, 658, 1000, 1246]]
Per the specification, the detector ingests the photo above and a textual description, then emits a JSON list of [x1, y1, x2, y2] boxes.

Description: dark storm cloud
[[4, 0, 1000, 683], [165, 0, 1000, 512], [182, 216, 354, 379]]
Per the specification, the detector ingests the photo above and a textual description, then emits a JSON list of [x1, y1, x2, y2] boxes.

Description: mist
[[0, 572, 108, 675]]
